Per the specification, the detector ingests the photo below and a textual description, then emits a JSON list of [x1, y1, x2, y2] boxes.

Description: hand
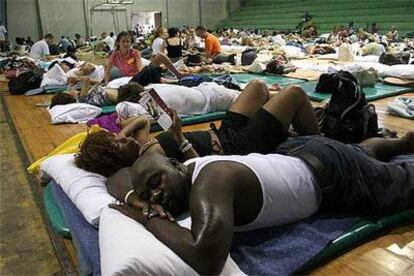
[[169, 109, 183, 143], [145, 203, 175, 222], [109, 204, 148, 225], [128, 194, 175, 222]]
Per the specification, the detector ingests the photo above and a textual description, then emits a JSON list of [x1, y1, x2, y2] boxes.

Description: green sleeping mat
[[228, 73, 307, 86], [43, 184, 71, 239], [99, 106, 226, 131], [300, 81, 413, 102], [100, 105, 117, 114]]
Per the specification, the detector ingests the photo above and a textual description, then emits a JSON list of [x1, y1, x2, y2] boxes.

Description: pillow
[[41, 63, 67, 87], [99, 207, 245, 276], [49, 103, 102, 124], [107, 76, 132, 89], [40, 154, 116, 226], [384, 64, 414, 80]]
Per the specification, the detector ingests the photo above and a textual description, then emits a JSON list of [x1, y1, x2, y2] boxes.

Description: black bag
[[316, 71, 378, 143], [8, 68, 44, 94], [212, 53, 236, 65], [241, 48, 257, 65], [379, 53, 410, 66]]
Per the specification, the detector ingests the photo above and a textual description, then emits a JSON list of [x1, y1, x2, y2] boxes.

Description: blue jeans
[[276, 136, 414, 215], [110, 66, 124, 81]]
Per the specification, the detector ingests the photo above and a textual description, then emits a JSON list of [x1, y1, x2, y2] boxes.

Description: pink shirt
[[108, 49, 141, 76]]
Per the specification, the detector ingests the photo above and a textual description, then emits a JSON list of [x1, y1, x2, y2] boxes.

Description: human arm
[[135, 50, 144, 72], [104, 56, 114, 84], [111, 168, 235, 275], [118, 115, 151, 143], [169, 110, 200, 159], [79, 77, 91, 97]]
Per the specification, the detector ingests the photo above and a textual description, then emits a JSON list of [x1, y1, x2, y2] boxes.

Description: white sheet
[[99, 207, 245, 276]]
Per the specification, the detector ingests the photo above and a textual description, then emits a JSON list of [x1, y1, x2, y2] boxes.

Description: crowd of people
[[2, 17, 414, 275]]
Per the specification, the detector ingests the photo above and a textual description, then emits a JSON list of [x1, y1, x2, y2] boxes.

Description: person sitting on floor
[[151, 27, 168, 55], [195, 25, 221, 58], [30, 33, 60, 61], [386, 26, 399, 44], [108, 132, 414, 275], [104, 31, 188, 86], [75, 81, 320, 177], [165, 27, 184, 63]]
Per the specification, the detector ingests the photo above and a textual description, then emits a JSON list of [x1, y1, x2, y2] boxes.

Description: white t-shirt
[[103, 36, 115, 51], [185, 153, 319, 231], [30, 39, 50, 60], [152, 37, 165, 54]]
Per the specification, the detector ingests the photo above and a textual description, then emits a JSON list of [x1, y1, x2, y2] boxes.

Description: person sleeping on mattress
[[48, 78, 143, 108], [74, 81, 320, 178], [108, 132, 414, 275], [48, 77, 241, 114]]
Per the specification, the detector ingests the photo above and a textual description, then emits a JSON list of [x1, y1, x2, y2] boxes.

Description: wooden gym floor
[[0, 84, 413, 275]]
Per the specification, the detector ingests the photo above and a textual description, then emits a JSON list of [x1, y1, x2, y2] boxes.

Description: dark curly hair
[[117, 81, 145, 103], [74, 130, 139, 177], [49, 93, 76, 109]]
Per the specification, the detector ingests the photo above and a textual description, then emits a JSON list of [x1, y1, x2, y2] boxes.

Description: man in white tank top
[[108, 133, 414, 275]]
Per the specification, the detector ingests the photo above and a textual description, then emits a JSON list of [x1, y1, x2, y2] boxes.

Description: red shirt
[[108, 49, 141, 76]]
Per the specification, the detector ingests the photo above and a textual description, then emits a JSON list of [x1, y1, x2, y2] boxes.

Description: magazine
[[139, 88, 174, 130]]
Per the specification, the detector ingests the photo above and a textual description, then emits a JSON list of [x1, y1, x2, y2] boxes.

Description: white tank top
[[184, 153, 320, 232]]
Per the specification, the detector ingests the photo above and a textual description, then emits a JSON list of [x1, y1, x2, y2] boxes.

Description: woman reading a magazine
[[75, 80, 320, 178]]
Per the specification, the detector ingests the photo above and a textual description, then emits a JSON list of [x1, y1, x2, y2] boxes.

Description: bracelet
[[181, 143, 193, 153], [124, 190, 135, 205], [179, 139, 189, 151]]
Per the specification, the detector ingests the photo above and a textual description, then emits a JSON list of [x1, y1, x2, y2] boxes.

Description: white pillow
[[40, 154, 116, 226], [384, 64, 414, 80], [49, 103, 102, 124], [107, 76, 132, 89], [99, 207, 245, 276], [41, 63, 67, 87]]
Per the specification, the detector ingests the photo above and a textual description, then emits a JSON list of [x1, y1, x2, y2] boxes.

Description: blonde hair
[[154, 27, 167, 38]]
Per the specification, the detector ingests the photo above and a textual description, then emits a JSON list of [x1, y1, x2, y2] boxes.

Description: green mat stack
[[219, 0, 414, 35]]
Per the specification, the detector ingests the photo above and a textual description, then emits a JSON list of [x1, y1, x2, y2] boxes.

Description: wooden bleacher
[[220, 0, 414, 35]]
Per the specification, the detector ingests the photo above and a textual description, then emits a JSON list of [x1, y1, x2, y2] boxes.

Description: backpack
[[8, 68, 44, 95], [316, 71, 378, 143], [241, 48, 257, 66]]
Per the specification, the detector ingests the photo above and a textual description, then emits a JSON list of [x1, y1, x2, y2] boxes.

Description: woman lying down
[[47, 78, 241, 123]]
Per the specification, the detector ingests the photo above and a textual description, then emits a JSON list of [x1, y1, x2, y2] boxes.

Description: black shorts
[[131, 63, 162, 86], [217, 108, 288, 155]]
